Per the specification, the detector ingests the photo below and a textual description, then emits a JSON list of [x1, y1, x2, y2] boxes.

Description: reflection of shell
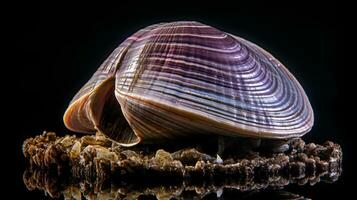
[[63, 21, 314, 146]]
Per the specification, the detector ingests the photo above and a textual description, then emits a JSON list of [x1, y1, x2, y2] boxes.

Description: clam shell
[[64, 21, 314, 146]]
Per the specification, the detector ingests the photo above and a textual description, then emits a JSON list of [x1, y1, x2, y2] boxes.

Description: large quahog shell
[[63, 21, 314, 146]]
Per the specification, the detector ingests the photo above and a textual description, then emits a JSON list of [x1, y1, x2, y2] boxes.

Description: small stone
[[297, 153, 308, 161], [70, 141, 81, 159], [304, 143, 317, 155], [305, 158, 316, 176], [323, 141, 334, 147], [289, 138, 305, 152], [195, 161, 205, 171], [154, 149, 173, 165], [317, 160, 329, 172], [289, 161, 305, 178], [57, 135, 75, 147], [171, 148, 215, 165]]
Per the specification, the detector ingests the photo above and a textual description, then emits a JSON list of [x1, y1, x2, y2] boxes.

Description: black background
[[8, 1, 351, 199]]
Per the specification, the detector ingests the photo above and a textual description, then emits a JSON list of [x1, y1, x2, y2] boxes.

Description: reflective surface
[[23, 165, 341, 199]]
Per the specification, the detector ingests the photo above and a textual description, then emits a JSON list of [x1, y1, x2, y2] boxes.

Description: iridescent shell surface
[[63, 21, 314, 146]]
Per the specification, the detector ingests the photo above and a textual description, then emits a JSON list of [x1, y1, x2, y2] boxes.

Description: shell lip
[[95, 128, 142, 147], [63, 92, 96, 134], [63, 78, 142, 146]]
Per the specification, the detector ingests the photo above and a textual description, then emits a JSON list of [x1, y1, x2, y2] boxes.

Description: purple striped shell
[[63, 21, 314, 146]]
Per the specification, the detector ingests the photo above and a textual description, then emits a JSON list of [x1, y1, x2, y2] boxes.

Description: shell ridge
[[66, 21, 314, 145]]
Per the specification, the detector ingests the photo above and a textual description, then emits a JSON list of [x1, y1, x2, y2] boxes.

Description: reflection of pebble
[[23, 167, 329, 200], [23, 131, 342, 183]]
